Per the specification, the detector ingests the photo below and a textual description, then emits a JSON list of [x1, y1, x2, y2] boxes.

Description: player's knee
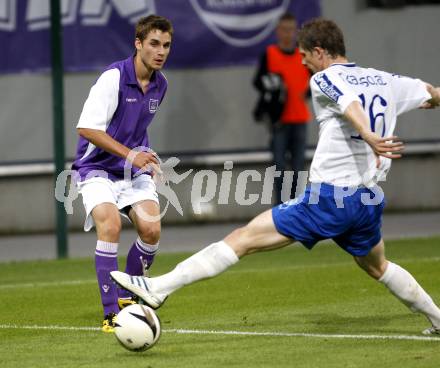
[[138, 224, 161, 245], [96, 219, 122, 240], [224, 226, 254, 257], [366, 267, 382, 280], [359, 261, 387, 280], [373, 262, 388, 280]]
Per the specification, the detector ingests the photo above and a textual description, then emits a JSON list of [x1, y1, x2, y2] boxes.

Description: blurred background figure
[[253, 13, 311, 205]]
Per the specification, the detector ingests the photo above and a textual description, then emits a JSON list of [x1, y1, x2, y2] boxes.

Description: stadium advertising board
[[0, 0, 320, 73]]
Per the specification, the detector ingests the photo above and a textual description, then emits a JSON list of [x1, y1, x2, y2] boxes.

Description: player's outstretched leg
[[355, 239, 440, 335], [111, 240, 237, 309], [111, 209, 293, 309]]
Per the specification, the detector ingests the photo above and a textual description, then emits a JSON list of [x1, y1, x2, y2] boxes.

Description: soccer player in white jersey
[[111, 18, 440, 335]]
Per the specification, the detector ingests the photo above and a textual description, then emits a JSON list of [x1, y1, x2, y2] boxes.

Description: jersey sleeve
[[390, 75, 431, 116], [76, 68, 120, 131], [311, 70, 361, 113]]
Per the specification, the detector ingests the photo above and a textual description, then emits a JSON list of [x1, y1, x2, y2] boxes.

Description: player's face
[[299, 47, 324, 73], [276, 20, 296, 46], [135, 29, 172, 71]]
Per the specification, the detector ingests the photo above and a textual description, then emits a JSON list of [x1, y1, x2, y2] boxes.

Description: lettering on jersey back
[[341, 73, 387, 87], [314, 73, 343, 103]]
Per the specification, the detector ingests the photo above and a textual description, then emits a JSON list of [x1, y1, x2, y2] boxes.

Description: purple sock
[[95, 240, 119, 316], [119, 238, 159, 299]]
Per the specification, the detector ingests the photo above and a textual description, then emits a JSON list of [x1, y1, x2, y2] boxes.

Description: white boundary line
[[0, 324, 439, 342], [0, 324, 100, 332], [0, 279, 95, 290], [168, 328, 440, 342]]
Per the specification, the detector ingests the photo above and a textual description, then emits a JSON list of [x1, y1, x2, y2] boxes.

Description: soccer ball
[[114, 304, 161, 352]]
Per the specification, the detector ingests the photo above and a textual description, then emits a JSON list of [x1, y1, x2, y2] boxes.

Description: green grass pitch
[[1, 237, 439, 367]]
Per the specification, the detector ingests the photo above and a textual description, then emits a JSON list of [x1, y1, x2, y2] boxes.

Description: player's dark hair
[[297, 18, 346, 57], [135, 15, 173, 41], [278, 12, 296, 23]]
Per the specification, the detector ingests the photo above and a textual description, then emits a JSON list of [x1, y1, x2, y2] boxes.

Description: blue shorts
[[272, 183, 385, 257]]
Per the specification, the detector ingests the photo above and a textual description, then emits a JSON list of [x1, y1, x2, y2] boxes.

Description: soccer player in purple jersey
[[111, 18, 440, 336], [72, 15, 172, 332]]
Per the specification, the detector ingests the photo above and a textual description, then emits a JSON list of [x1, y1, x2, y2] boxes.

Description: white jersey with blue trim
[[309, 62, 431, 187]]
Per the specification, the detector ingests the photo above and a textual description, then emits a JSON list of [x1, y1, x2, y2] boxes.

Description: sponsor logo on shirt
[[149, 99, 159, 113], [314, 73, 343, 103], [126, 98, 137, 103], [102, 284, 110, 293]]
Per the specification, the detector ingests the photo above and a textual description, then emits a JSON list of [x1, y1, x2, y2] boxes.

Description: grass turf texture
[[0, 237, 439, 367]]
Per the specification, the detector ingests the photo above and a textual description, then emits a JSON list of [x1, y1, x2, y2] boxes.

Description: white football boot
[[110, 271, 166, 309]]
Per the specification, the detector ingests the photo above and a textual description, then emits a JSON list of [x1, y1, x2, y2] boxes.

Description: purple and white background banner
[[0, 0, 320, 74]]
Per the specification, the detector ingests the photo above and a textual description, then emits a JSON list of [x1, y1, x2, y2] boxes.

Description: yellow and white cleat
[[117, 297, 138, 310], [102, 312, 117, 333]]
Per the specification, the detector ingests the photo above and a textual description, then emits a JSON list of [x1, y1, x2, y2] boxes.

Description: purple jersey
[[72, 55, 167, 181]]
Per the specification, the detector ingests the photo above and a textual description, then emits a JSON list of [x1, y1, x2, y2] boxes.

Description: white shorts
[[77, 175, 159, 232]]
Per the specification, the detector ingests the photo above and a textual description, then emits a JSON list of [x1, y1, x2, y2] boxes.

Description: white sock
[[150, 241, 239, 296], [95, 240, 119, 256], [136, 237, 159, 254], [379, 262, 440, 327]]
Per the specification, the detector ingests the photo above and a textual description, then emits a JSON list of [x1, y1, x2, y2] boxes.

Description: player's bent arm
[[77, 128, 158, 169], [343, 101, 371, 139], [344, 101, 404, 159], [78, 128, 131, 159]]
